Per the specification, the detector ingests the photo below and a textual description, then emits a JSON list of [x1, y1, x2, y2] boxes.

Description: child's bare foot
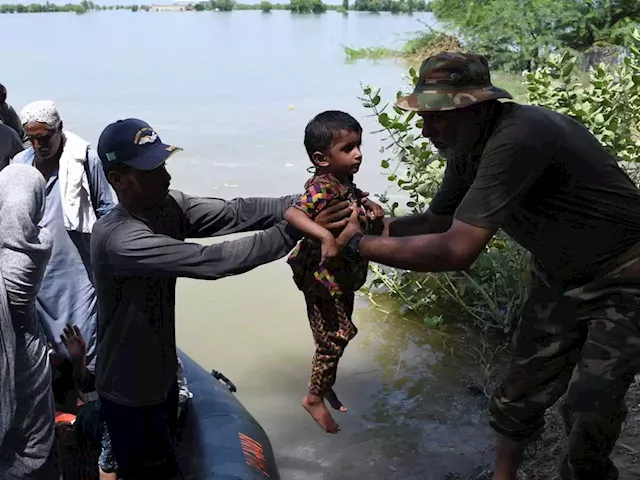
[[302, 394, 340, 434], [324, 388, 347, 413]]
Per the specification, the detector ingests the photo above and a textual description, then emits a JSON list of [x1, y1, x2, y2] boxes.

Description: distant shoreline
[[0, 1, 431, 15]]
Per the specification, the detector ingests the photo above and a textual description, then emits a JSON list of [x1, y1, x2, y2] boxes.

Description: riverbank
[[519, 382, 640, 480], [343, 33, 531, 103]]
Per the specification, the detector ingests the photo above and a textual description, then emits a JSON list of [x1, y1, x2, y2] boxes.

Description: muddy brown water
[[176, 238, 496, 480]]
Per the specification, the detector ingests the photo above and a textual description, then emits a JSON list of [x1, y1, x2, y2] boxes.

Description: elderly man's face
[[419, 103, 491, 159], [25, 121, 63, 161]]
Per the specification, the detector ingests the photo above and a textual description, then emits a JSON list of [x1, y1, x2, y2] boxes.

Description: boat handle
[[210, 369, 237, 393]]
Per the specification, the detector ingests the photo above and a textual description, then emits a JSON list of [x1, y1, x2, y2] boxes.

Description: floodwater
[[0, 9, 496, 478]]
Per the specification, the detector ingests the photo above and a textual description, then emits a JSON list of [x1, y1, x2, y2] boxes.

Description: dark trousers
[[488, 275, 640, 480], [100, 381, 179, 480]]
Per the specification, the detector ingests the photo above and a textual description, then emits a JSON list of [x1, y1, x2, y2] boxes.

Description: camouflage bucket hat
[[396, 52, 513, 112]]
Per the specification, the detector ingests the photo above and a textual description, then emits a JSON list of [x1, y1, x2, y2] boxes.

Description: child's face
[[314, 129, 362, 178]]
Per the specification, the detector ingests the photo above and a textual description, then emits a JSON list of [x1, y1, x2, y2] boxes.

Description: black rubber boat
[[175, 349, 281, 479], [55, 350, 281, 479]]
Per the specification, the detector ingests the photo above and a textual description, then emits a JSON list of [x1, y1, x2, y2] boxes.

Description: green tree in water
[[260, 0, 272, 11], [290, 0, 326, 14], [216, 0, 235, 11]]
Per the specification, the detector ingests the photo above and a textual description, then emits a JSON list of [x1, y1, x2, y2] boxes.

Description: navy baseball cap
[[97, 118, 182, 171]]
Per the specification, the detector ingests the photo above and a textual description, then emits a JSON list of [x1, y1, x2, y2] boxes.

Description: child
[[285, 110, 384, 434]]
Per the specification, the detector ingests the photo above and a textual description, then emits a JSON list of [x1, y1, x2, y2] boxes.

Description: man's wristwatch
[[343, 232, 364, 263]]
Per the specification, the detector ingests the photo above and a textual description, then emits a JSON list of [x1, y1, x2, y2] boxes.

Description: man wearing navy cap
[[90, 118, 344, 479]]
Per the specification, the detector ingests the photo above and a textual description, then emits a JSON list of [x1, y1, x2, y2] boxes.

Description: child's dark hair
[[304, 110, 362, 161]]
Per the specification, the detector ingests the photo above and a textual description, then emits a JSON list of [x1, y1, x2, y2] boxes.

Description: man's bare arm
[[357, 219, 495, 272], [336, 207, 495, 273], [384, 210, 453, 237]]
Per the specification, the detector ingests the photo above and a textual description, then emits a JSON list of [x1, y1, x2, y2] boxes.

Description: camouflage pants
[[304, 289, 357, 397], [488, 273, 640, 480]]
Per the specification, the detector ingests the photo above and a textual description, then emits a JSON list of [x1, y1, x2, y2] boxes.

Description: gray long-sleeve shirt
[[91, 190, 301, 407]]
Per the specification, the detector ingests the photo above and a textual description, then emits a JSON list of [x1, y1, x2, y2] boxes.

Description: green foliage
[[344, 46, 394, 60], [352, 0, 427, 13], [430, 0, 640, 72], [555, 0, 640, 50], [342, 0, 348, 10], [260, 0, 272, 12], [289, 0, 326, 14], [131, 4, 138, 11], [344, 31, 462, 62], [0, 1, 89, 13], [524, 28, 640, 163], [215, 0, 235, 10]]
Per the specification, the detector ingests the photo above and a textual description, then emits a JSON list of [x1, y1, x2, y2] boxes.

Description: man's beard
[[435, 144, 463, 161], [434, 138, 479, 160]]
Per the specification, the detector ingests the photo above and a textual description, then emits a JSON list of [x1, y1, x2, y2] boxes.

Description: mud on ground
[[460, 381, 640, 480]]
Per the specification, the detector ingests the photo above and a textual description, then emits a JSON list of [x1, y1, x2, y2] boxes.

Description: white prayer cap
[[20, 100, 61, 128]]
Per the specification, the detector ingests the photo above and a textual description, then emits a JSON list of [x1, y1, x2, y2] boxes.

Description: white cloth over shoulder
[[58, 130, 97, 233]]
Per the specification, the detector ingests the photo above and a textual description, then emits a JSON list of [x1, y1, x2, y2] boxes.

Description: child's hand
[[362, 198, 385, 221], [320, 236, 339, 266], [60, 324, 87, 366]]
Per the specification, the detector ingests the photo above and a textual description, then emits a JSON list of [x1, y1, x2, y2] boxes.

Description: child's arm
[[285, 206, 338, 265], [353, 186, 385, 221]]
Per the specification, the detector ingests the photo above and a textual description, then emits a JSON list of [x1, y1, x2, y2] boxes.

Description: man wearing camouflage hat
[[335, 52, 640, 479]]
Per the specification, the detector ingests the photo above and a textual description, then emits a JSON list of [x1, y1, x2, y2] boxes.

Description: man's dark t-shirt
[[429, 102, 640, 292], [0, 103, 24, 140], [0, 123, 23, 171], [91, 191, 300, 407]]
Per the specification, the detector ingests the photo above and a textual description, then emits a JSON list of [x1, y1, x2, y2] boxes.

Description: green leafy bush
[[524, 29, 640, 164]]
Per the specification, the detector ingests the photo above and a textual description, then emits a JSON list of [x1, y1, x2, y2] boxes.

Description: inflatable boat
[[175, 349, 281, 479], [55, 350, 281, 479]]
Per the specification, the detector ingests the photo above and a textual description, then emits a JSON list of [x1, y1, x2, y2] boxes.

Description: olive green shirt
[[429, 103, 640, 292]]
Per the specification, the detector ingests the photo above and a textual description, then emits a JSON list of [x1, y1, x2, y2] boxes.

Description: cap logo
[[134, 127, 158, 146], [106, 152, 117, 162]]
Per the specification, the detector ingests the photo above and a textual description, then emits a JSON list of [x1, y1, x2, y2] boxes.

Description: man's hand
[[320, 236, 339, 266], [314, 200, 353, 232], [336, 206, 364, 248]]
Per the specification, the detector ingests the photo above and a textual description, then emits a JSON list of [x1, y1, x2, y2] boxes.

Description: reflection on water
[[176, 240, 495, 479]]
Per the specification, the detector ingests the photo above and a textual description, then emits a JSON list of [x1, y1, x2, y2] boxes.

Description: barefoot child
[[285, 110, 384, 434]]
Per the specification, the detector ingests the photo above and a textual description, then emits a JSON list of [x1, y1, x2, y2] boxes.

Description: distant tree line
[[0, 1, 150, 13], [0, 0, 430, 14]]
